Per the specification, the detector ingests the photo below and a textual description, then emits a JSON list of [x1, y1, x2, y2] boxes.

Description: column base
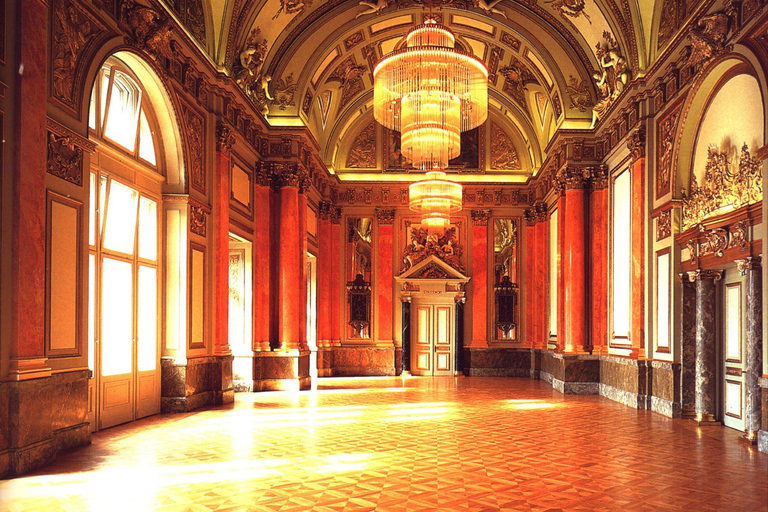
[[252, 350, 311, 391], [692, 413, 720, 426], [758, 430, 768, 453], [316, 347, 334, 377], [739, 430, 758, 445], [681, 408, 697, 420], [161, 355, 234, 412]]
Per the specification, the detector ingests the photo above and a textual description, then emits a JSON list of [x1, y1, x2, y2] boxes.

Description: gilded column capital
[[330, 206, 342, 225], [376, 207, 396, 225], [215, 122, 236, 156], [318, 200, 332, 221], [272, 163, 306, 189], [685, 269, 723, 282], [254, 161, 272, 187], [591, 166, 609, 190], [627, 126, 646, 161], [558, 166, 591, 190], [471, 209, 491, 226], [534, 202, 548, 221], [523, 208, 537, 226], [736, 256, 762, 276]]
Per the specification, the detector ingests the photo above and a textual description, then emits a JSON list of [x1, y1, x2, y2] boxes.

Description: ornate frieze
[[685, 269, 723, 282], [471, 209, 491, 226], [51, 0, 104, 111], [346, 122, 376, 168], [119, 0, 177, 61], [682, 144, 762, 230], [216, 123, 236, 156], [375, 208, 396, 225], [401, 226, 464, 273], [656, 210, 672, 241]]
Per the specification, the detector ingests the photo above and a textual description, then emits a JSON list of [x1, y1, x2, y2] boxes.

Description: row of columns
[[682, 259, 763, 437]]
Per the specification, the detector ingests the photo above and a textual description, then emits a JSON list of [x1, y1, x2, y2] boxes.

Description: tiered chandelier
[[373, 19, 488, 230]]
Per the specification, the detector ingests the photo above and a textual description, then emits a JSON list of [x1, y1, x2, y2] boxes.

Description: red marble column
[[330, 207, 342, 346], [524, 211, 537, 348], [534, 204, 548, 349], [629, 132, 647, 358], [563, 170, 588, 353], [252, 167, 272, 352], [276, 165, 302, 350], [471, 210, 491, 347], [8, 0, 49, 378], [316, 202, 332, 349], [298, 182, 309, 351], [590, 169, 609, 354], [213, 125, 234, 356], [376, 208, 395, 344], [556, 189, 567, 352]]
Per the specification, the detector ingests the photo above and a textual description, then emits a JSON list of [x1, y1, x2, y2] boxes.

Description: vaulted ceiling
[[162, 1, 702, 181]]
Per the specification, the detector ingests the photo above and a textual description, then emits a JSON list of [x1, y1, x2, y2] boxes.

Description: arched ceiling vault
[[202, 0, 651, 181]]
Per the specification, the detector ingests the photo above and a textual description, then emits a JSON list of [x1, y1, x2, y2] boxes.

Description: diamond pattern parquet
[[1, 377, 766, 511]]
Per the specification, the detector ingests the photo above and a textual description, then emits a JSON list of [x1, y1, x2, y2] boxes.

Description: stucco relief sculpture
[[591, 31, 629, 127], [327, 59, 367, 109], [235, 28, 268, 93], [566, 76, 591, 112], [402, 226, 465, 273], [545, 0, 591, 23], [682, 144, 762, 230], [272, 73, 297, 110], [498, 58, 537, 106], [656, 105, 681, 197], [52, 0, 101, 109], [273, 0, 315, 19], [347, 122, 377, 168], [685, 12, 729, 70], [356, 0, 388, 18], [475, 0, 507, 18], [119, 0, 177, 61], [47, 133, 83, 186], [489, 123, 521, 170]]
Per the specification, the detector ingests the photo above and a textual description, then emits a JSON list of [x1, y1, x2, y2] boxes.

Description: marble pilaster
[[680, 274, 697, 418], [741, 258, 763, 442], [689, 269, 722, 424]]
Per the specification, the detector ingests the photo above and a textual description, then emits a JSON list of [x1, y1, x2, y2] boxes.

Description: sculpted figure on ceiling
[[591, 31, 629, 127], [475, 0, 507, 18], [545, 0, 591, 24], [356, 0, 388, 18], [235, 28, 269, 96], [685, 12, 729, 69], [273, 0, 315, 20]]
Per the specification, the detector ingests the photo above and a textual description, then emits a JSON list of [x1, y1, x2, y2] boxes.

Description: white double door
[[722, 272, 746, 432], [411, 300, 454, 376]]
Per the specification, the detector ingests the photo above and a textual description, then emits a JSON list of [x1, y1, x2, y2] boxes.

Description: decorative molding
[[119, 0, 177, 61], [682, 144, 762, 230], [47, 132, 83, 186], [414, 262, 451, 279], [736, 256, 761, 275], [686, 221, 750, 265], [656, 210, 672, 241], [471, 209, 491, 226], [216, 123, 236, 156], [558, 166, 591, 190], [375, 207, 396, 225], [685, 269, 723, 282]]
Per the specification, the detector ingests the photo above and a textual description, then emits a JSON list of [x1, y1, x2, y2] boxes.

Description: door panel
[[723, 280, 745, 431], [411, 302, 454, 376], [101, 378, 133, 429], [413, 306, 432, 375], [433, 306, 453, 375]]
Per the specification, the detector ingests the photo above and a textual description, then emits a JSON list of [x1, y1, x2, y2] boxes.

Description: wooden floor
[[1, 377, 767, 511]]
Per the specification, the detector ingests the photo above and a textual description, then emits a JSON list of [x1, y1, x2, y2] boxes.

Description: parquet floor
[[1, 377, 767, 511]]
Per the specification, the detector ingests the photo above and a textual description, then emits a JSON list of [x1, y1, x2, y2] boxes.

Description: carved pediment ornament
[[401, 226, 465, 274], [682, 144, 762, 230], [119, 0, 177, 61], [414, 262, 451, 279]]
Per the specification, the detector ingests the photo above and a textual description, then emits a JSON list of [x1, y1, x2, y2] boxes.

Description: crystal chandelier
[[373, 19, 488, 230]]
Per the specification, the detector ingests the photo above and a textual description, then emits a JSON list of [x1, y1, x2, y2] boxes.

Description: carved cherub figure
[[476, 0, 507, 18], [356, 0, 387, 18]]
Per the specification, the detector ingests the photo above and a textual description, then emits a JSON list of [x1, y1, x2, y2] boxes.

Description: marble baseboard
[[233, 380, 253, 392], [332, 347, 395, 377], [465, 368, 529, 377], [161, 356, 234, 412], [760, 379, 768, 433], [252, 351, 311, 391], [553, 378, 599, 395], [540, 351, 600, 384], [651, 396, 681, 418], [758, 430, 768, 454], [600, 383, 649, 409]]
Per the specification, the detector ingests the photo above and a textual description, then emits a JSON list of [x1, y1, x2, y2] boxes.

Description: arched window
[[89, 58, 161, 169]]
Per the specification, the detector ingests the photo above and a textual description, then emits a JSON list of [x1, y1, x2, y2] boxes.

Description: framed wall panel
[[610, 168, 631, 348], [229, 154, 253, 219], [655, 248, 671, 354], [189, 243, 206, 350]]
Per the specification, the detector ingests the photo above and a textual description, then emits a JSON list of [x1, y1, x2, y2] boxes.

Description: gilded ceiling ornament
[[273, 0, 314, 20], [685, 12, 729, 70], [475, 0, 507, 18], [591, 31, 629, 127], [355, 0, 388, 18], [234, 28, 269, 99], [565, 75, 592, 112], [272, 73, 297, 111], [347, 122, 377, 169], [401, 226, 465, 273], [682, 144, 762, 230], [327, 58, 367, 109], [119, 0, 177, 61], [545, 0, 591, 24], [489, 122, 521, 170], [317, 91, 333, 128], [498, 58, 538, 106]]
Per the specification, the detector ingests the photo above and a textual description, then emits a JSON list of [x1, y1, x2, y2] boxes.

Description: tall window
[[612, 169, 631, 344], [89, 60, 160, 168]]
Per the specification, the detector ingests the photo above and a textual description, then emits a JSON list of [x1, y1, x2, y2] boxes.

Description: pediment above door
[[395, 255, 470, 302]]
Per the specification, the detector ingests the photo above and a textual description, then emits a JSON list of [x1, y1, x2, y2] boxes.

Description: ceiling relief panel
[[165, 0, 206, 47], [657, 0, 704, 51], [326, 57, 368, 110], [498, 57, 539, 107], [346, 122, 377, 169], [490, 122, 521, 170]]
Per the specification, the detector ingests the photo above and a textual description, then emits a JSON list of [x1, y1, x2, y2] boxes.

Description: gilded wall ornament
[[685, 12, 729, 70], [682, 144, 762, 230], [591, 31, 629, 127], [180, 99, 206, 194], [656, 104, 681, 197], [272, 73, 297, 111], [51, 0, 102, 110], [498, 58, 538, 106], [471, 209, 491, 226], [626, 126, 646, 161], [375, 207, 396, 225], [489, 122, 521, 170], [656, 210, 672, 241], [47, 133, 83, 186], [273, 0, 314, 19], [546, 0, 591, 24], [401, 226, 465, 273], [355, 0, 387, 18], [327, 58, 367, 109], [119, 0, 177, 61], [566, 76, 592, 112], [346, 122, 377, 168], [189, 204, 207, 236], [216, 123, 236, 156], [500, 32, 520, 52]]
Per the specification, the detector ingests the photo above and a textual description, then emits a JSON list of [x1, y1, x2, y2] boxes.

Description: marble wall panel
[[599, 356, 640, 394], [681, 278, 696, 412], [162, 356, 234, 412], [0, 384, 8, 454], [332, 347, 395, 376], [464, 348, 531, 376]]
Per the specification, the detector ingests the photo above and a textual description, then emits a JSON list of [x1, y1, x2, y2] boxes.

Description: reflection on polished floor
[[1, 377, 767, 512]]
